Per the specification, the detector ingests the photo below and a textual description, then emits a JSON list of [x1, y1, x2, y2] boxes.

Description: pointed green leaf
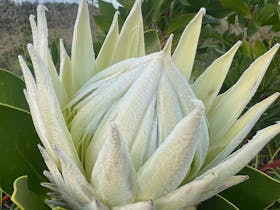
[[11, 176, 50, 210], [0, 104, 46, 196], [144, 30, 161, 54], [199, 194, 239, 210], [221, 166, 280, 210], [0, 68, 28, 110]]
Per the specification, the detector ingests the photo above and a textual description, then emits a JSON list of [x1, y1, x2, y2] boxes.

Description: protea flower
[[18, 0, 280, 209]]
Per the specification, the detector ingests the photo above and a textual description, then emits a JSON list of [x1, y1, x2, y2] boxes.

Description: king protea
[[18, 0, 280, 209]]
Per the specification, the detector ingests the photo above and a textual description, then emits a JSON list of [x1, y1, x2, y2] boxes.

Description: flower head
[[19, 0, 280, 209]]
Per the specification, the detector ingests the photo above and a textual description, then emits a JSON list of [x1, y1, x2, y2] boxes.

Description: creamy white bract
[[19, 0, 280, 209]]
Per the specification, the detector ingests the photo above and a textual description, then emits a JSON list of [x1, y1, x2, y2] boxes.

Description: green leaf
[[167, 14, 195, 34], [199, 194, 239, 210], [221, 166, 280, 210], [94, 1, 116, 34], [0, 68, 28, 110], [257, 4, 278, 26], [144, 30, 161, 54], [254, 40, 267, 58], [0, 104, 46, 196], [219, 0, 252, 18], [11, 176, 50, 210]]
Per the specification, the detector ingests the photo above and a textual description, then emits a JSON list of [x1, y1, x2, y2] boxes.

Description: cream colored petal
[[38, 145, 64, 188], [110, 55, 162, 147], [70, 64, 143, 146], [71, 0, 95, 92], [154, 173, 216, 210], [32, 6, 67, 106], [163, 34, 174, 56], [136, 104, 203, 200], [193, 175, 248, 206], [29, 15, 38, 50], [112, 0, 145, 63], [208, 44, 279, 145], [27, 45, 82, 170], [157, 72, 183, 145], [192, 41, 241, 112], [200, 123, 280, 182], [19, 56, 58, 163], [204, 92, 279, 170], [112, 201, 154, 210], [95, 12, 119, 72], [36, 5, 48, 61], [130, 95, 156, 170], [47, 50, 68, 106], [144, 115, 158, 162], [91, 123, 136, 207], [172, 8, 205, 80], [60, 39, 75, 97], [164, 58, 209, 179], [85, 101, 117, 175]]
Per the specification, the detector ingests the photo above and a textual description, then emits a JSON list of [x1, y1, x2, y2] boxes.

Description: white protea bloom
[[19, 0, 280, 209]]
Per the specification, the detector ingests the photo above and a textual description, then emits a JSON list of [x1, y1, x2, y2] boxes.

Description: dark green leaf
[[199, 194, 239, 210], [219, 0, 252, 18], [253, 40, 267, 58], [257, 4, 278, 26], [167, 14, 195, 34], [0, 68, 28, 110], [93, 1, 116, 34], [241, 40, 253, 58], [221, 166, 280, 210], [11, 176, 50, 210], [0, 104, 46, 197], [144, 30, 161, 54]]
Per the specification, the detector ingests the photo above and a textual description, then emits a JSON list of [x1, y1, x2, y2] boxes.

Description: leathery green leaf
[[11, 176, 50, 210], [0, 104, 46, 196], [0, 68, 28, 110], [198, 194, 239, 210], [221, 166, 280, 210]]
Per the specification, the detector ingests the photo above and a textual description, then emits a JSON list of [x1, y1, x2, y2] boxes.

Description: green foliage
[[0, 68, 28, 110], [199, 166, 280, 209], [11, 176, 50, 210], [0, 104, 46, 196]]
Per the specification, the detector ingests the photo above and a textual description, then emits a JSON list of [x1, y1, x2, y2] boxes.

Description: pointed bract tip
[[236, 40, 242, 46], [163, 34, 174, 55], [199, 7, 206, 15], [37, 4, 48, 12], [29, 14, 35, 20], [273, 92, 280, 97], [192, 99, 205, 112]]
